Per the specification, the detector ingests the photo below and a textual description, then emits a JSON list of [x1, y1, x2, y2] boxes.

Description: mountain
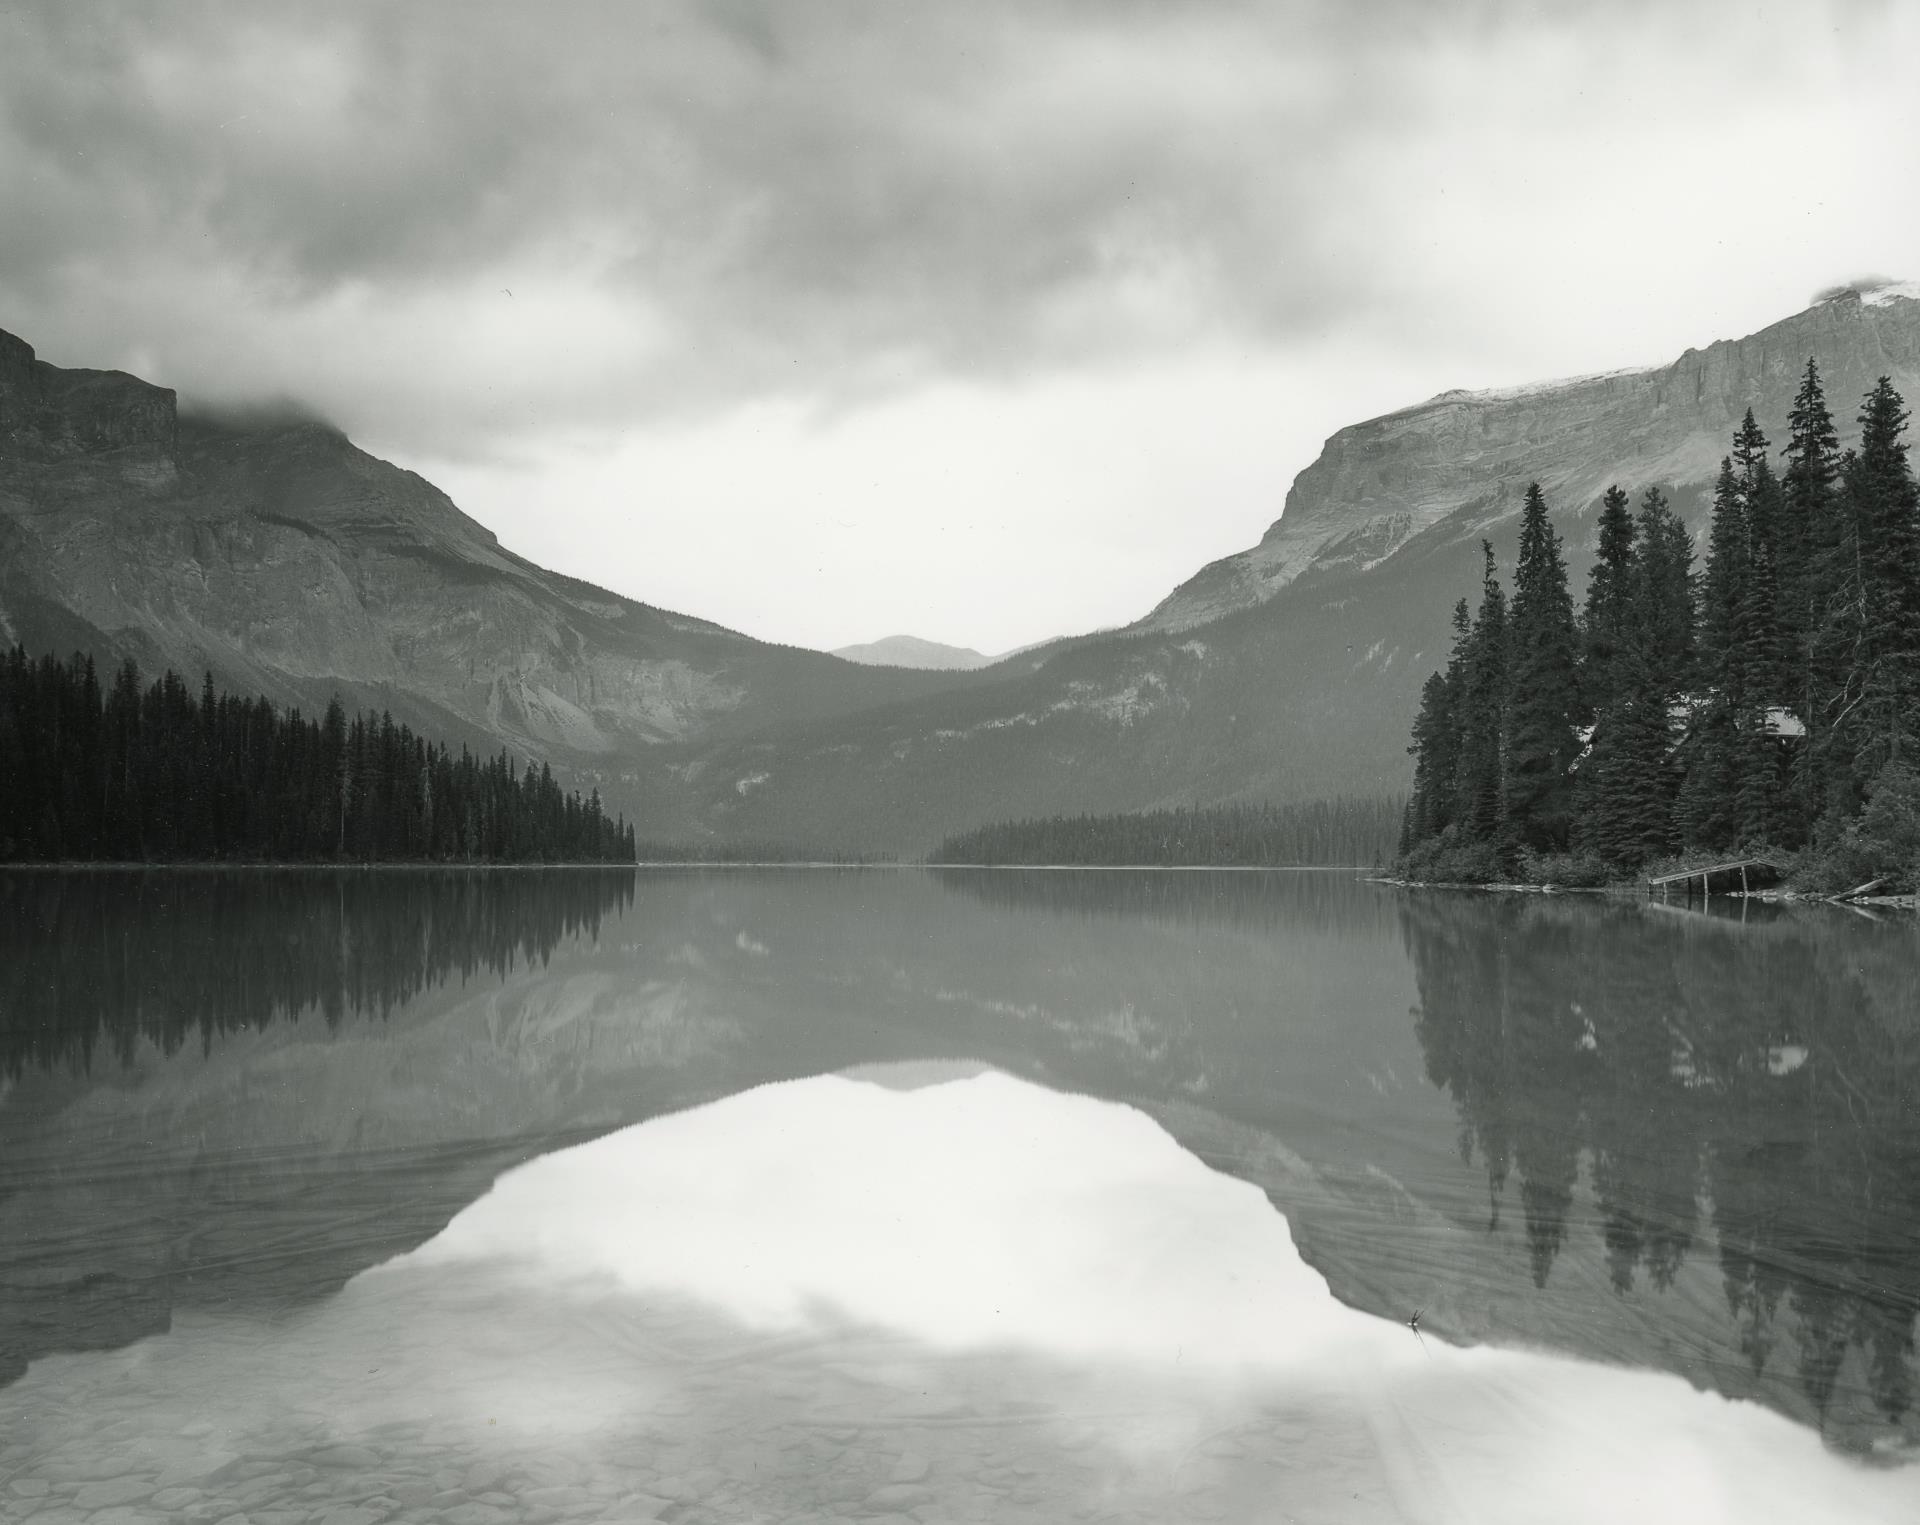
[[1145, 282, 1920, 632], [8, 288, 1919, 854], [661, 286, 1920, 851], [0, 326, 993, 829], [832, 634, 993, 670]]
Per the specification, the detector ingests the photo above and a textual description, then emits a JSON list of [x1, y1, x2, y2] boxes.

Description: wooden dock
[[1646, 857, 1787, 900]]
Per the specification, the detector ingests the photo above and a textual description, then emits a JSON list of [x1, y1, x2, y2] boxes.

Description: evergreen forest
[[0, 650, 637, 863], [633, 839, 897, 864], [931, 796, 1403, 867], [1400, 362, 1920, 888]]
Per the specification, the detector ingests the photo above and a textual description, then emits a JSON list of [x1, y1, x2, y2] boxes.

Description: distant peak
[[832, 634, 992, 671]]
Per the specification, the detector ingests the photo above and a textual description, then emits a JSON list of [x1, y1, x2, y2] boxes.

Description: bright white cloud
[[402, 339, 1444, 653]]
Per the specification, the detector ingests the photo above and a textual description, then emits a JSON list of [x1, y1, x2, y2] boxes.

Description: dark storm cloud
[[0, 0, 1878, 447], [0, 2, 1423, 425]]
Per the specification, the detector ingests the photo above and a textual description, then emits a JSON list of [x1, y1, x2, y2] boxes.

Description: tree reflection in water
[[1402, 893, 1920, 1430], [0, 868, 636, 1080], [4, 864, 1915, 1465]]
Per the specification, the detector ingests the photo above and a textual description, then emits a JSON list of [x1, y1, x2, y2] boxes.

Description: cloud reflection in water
[[364, 1067, 1917, 1524]]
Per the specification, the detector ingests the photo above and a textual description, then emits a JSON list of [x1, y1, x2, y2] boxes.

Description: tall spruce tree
[[1504, 484, 1581, 851], [1582, 484, 1638, 717], [1836, 378, 1920, 784], [1457, 543, 1510, 850], [1737, 474, 1799, 847], [1633, 486, 1696, 698], [1732, 410, 1787, 698], [1406, 672, 1454, 851], [1779, 358, 1845, 826], [1731, 412, 1793, 842], [1581, 632, 1679, 865], [1579, 494, 1692, 867], [1699, 455, 1753, 704], [1405, 598, 1472, 847], [1782, 359, 1842, 667], [1679, 456, 1755, 850], [1745, 457, 1790, 694]]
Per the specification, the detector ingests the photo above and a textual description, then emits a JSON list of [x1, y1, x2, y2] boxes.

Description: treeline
[[930, 796, 1405, 867], [0, 649, 637, 863], [932, 859, 1399, 939], [634, 840, 898, 864], [1402, 362, 1920, 885]]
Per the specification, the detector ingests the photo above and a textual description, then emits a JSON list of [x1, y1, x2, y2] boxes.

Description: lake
[[1, 867, 1917, 1524]]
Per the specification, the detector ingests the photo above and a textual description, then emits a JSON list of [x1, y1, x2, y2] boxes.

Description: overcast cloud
[[3, 0, 1917, 650]]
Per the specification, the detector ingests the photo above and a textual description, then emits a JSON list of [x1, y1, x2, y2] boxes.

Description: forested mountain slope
[[0, 326, 989, 816], [660, 287, 1920, 851], [9, 289, 1919, 853]]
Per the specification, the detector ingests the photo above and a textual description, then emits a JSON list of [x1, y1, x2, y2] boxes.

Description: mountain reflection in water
[[1, 866, 1917, 1520]]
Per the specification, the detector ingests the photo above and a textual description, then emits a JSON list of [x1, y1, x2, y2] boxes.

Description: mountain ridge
[[660, 287, 1920, 849], [831, 634, 993, 670], [1142, 285, 1920, 632], [8, 289, 1920, 852], [0, 325, 996, 830]]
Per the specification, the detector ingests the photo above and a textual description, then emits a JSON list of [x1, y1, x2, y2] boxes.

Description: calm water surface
[[1, 867, 1917, 1524]]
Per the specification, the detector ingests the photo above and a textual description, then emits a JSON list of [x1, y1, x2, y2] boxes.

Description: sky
[[3, 0, 1917, 654]]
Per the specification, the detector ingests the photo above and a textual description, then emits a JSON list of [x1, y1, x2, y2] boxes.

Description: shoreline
[[5, 863, 1904, 907], [1374, 875, 1918, 912], [1, 860, 1381, 872], [0, 860, 641, 873]]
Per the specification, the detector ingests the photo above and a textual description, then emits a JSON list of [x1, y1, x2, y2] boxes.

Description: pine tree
[[1407, 674, 1454, 849], [1781, 357, 1842, 695], [1732, 410, 1787, 698], [1578, 503, 1691, 867], [1405, 598, 1471, 847], [1457, 543, 1510, 850], [1633, 486, 1696, 698], [1731, 412, 1792, 842], [1785, 360, 1860, 824], [1681, 456, 1757, 850], [1582, 485, 1637, 717], [1581, 648, 1677, 865], [1504, 484, 1581, 851], [1699, 455, 1752, 703], [1835, 378, 1920, 785]]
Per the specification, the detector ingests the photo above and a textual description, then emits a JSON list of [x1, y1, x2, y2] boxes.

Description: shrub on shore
[[1794, 761, 1920, 894]]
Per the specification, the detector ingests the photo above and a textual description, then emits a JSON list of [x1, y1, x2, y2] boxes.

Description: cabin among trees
[[0, 650, 637, 863], [1400, 362, 1920, 891]]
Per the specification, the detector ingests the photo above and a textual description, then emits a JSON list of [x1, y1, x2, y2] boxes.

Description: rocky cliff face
[[1144, 286, 1920, 631], [0, 329, 178, 459], [0, 328, 984, 828]]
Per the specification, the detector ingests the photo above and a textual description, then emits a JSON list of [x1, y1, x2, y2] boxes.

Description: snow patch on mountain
[[1860, 280, 1920, 307], [1426, 365, 1656, 407]]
